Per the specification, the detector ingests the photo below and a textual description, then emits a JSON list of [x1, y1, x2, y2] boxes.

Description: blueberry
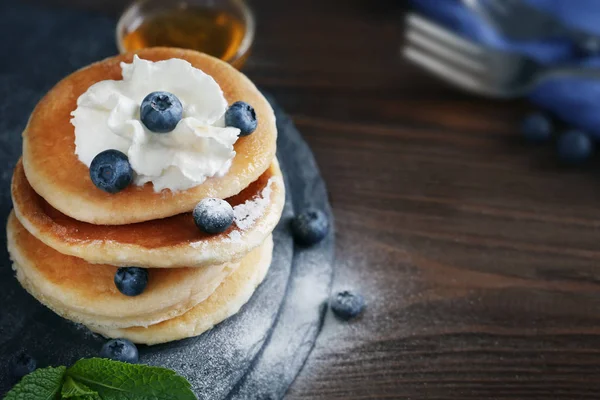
[[140, 91, 183, 133], [579, 37, 600, 56], [11, 353, 36, 379], [90, 149, 133, 194], [193, 198, 234, 234], [99, 339, 139, 363], [225, 101, 257, 136], [521, 113, 552, 143], [114, 267, 148, 297], [331, 291, 365, 321], [557, 130, 594, 165], [290, 208, 329, 246]]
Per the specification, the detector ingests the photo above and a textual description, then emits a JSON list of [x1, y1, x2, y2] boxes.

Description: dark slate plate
[[0, 2, 334, 399], [229, 97, 335, 400]]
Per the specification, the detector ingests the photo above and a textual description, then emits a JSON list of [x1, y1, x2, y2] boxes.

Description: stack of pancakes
[[6, 48, 285, 345]]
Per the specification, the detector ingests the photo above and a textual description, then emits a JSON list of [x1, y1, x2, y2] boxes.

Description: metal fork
[[463, 0, 600, 52], [403, 13, 600, 98]]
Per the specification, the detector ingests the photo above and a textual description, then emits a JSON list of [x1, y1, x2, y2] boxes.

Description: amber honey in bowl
[[117, 0, 254, 69], [123, 9, 244, 60]]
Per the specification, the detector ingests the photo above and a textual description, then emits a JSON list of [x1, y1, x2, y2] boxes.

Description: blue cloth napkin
[[410, 0, 600, 138]]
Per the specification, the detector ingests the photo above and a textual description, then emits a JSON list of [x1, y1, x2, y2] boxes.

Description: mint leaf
[[4, 366, 66, 400], [66, 397, 100, 400], [65, 395, 101, 400], [63, 394, 101, 400], [66, 358, 196, 400], [61, 376, 98, 398]]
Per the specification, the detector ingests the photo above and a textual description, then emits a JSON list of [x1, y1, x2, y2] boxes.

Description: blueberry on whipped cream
[[193, 198, 234, 234], [114, 267, 148, 297], [89, 149, 133, 193], [72, 56, 241, 192], [140, 91, 183, 133], [225, 101, 258, 136]]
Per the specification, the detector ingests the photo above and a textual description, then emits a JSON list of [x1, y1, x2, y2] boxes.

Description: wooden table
[[36, 0, 600, 398]]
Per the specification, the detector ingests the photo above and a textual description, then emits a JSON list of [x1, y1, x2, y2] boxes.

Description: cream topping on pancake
[[71, 56, 240, 192]]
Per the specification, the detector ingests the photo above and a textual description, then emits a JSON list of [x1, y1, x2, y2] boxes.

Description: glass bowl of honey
[[116, 0, 255, 69]]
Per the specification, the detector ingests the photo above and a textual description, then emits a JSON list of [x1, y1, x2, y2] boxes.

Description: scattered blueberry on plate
[[114, 267, 149, 297], [225, 101, 258, 136], [140, 91, 183, 133], [521, 112, 553, 143], [11, 352, 36, 379], [90, 149, 133, 194], [330, 291, 365, 321], [99, 339, 139, 363], [579, 37, 600, 56], [557, 130, 594, 165], [193, 198, 234, 234], [291, 208, 329, 246]]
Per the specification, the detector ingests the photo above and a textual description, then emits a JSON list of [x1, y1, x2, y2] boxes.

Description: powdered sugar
[[189, 241, 207, 250], [141, 229, 292, 399], [70, 322, 103, 340], [228, 234, 334, 400], [189, 178, 275, 248], [233, 178, 274, 230], [223, 230, 243, 244]]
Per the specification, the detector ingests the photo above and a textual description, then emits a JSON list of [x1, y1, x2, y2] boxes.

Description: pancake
[[7, 212, 245, 329], [91, 235, 273, 345], [12, 159, 285, 268], [22, 47, 277, 225]]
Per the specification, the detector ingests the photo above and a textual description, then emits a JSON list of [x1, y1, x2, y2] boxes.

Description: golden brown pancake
[[12, 159, 284, 268], [91, 236, 273, 345], [22, 48, 277, 225], [7, 212, 245, 329]]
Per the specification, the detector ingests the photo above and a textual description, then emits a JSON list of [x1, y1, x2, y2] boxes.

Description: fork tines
[[402, 13, 493, 96]]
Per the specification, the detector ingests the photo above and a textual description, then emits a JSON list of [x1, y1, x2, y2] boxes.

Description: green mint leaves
[[4, 358, 197, 400], [61, 377, 99, 399], [4, 366, 66, 400], [67, 358, 196, 400]]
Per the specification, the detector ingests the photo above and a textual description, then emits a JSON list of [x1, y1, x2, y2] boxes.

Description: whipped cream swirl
[[71, 56, 240, 192]]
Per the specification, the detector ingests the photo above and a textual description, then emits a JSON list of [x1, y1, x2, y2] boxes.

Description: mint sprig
[[4, 358, 197, 400], [67, 358, 196, 399], [61, 376, 99, 399], [4, 366, 66, 400]]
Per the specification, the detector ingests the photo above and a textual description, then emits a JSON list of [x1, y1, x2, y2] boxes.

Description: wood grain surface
[[29, 0, 600, 398]]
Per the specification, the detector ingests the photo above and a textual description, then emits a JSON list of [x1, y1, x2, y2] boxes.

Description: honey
[[122, 8, 247, 66]]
